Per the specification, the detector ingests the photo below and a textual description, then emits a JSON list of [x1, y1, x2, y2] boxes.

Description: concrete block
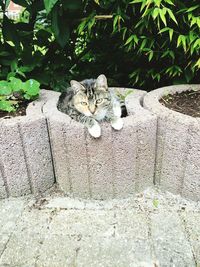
[[144, 84, 200, 201], [43, 88, 156, 200], [0, 90, 55, 198]]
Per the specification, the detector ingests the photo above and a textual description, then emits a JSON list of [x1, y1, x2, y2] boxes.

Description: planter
[[43, 88, 157, 200], [0, 90, 55, 198], [144, 84, 200, 201]]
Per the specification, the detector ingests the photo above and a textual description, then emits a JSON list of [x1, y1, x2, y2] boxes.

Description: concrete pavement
[[0, 186, 200, 267]]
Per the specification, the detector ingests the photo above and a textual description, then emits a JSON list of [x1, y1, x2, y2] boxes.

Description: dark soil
[[0, 101, 29, 119], [121, 104, 128, 117], [160, 89, 200, 118]]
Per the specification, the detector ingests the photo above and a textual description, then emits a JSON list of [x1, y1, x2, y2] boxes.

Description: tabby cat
[[57, 74, 123, 138]]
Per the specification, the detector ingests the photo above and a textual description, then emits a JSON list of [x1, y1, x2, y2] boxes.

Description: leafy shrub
[[0, 77, 40, 112], [0, 0, 199, 91]]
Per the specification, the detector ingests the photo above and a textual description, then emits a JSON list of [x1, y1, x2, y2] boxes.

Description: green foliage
[[0, 0, 199, 91], [0, 77, 40, 112], [116, 89, 134, 101]]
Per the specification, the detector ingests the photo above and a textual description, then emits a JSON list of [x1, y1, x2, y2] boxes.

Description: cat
[[57, 74, 123, 138]]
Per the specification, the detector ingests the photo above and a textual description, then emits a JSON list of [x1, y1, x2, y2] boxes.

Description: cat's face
[[71, 75, 111, 120]]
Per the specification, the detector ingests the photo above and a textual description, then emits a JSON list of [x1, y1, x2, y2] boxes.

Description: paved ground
[[0, 186, 200, 267]]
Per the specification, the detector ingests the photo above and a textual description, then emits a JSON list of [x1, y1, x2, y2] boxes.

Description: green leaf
[[62, 0, 82, 10], [113, 15, 118, 31], [152, 8, 159, 19], [125, 35, 135, 45], [51, 6, 70, 47], [77, 20, 87, 34], [140, 38, 147, 51], [159, 27, 169, 34], [5, 0, 10, 9], [169, 50, 175, 60], [7, 72, 16, 80], [167, 8, 178, 24], [186, 5, 199, 13], [23, 79, 40, 97], [177, 35, 182, 47], [193, 39, 200, 49], [194, 58, 200, 68], [0, 81, 12, 96], [164, 0, 175, 6], [177, 35, 187, 52], [0, 51, 11, 56], [154, 0, 161, 7], [159, 9, 167, 26], [44, 0, 59, 14], [0, 100, 15, 112], [129, 0, 143, 3], [2, 16, 20, 49], [133, 35, 139, 44], [9, 77, 24, 92], [148, 50, 153, 61], [169, 28, 173, 41], [88, 17, 96, 33]]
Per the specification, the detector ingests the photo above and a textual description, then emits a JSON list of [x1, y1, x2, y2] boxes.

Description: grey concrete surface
[[144, 84, 200, 201], [43, 88, 157, 200], [0, 187, 199, 267], [0, 90, 55, 199]]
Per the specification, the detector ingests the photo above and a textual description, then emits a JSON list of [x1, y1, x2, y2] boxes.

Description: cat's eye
[[81, 102, 88, 106], [96, 98, 103, 104]]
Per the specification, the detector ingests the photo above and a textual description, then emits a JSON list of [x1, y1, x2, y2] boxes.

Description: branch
[[78, 15, 113, 22], [94, 15, 113, 20]]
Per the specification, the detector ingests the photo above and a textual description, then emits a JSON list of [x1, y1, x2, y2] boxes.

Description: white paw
[[113, 105, 122, 117], [111, 118, 123, 130], [88, 123, 101, 138]]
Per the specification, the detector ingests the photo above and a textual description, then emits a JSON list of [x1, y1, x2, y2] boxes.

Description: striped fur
[[58, 75, 123, 137]]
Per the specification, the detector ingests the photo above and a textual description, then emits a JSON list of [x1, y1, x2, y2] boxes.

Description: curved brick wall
[[144, 84, 200, 201], [0, 90, 55, 198], [43, 88, 157, 200]]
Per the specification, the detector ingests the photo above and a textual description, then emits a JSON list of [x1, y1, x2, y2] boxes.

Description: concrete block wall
[[0, 91, 55, 198], [144, 84, 200, 201], [43, 88, 157, 200]]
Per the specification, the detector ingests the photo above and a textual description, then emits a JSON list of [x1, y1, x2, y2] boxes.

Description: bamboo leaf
[[186, 5, 200, 13], [159, 9, 167, 26], [169, 28, 173, 41], [129, 0, 143, 3], [152, 7, 160, 19], [164, 0, 175, 6], [159, 27, 169, 34], [148, 50, 153, 61], [125, 35, 134, 46], [167, 8, 178, 24]]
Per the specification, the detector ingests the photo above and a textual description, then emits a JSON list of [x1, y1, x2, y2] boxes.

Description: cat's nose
[[89, 106, 96, 114]]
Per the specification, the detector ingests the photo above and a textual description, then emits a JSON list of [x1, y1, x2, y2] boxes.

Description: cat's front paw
[[111, 118, 123, 130], [88, 123, 101, 138]]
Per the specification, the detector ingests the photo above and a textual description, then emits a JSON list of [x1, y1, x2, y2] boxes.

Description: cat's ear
[[96, 74, 108, 90], [70, 80, 84, 93]]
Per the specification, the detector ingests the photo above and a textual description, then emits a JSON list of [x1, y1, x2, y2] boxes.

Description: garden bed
[[144, 84, 200, 201], [43, 88, 157, 200], [0, 101, 29, 118], [0, 90, 55, 198], [160, 89, 200, 117]]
